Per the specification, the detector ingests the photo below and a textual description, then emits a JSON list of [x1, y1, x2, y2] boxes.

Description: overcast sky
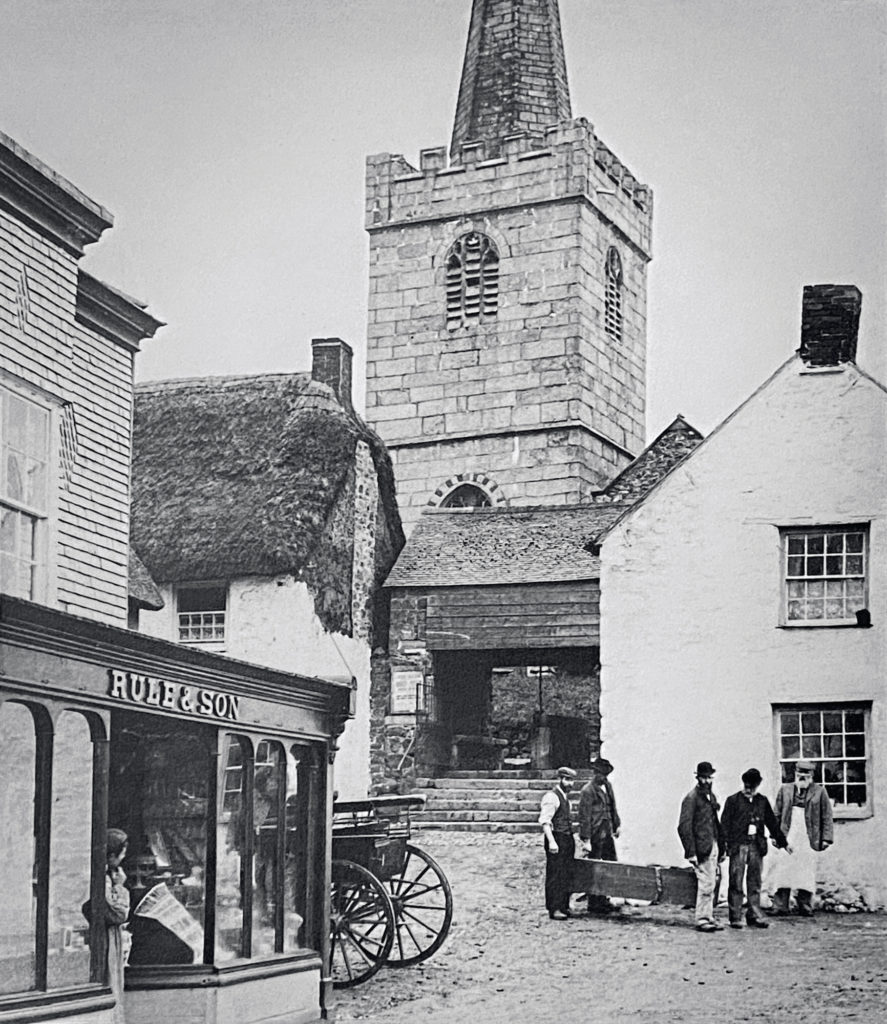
[[2, 0, 884, 438]]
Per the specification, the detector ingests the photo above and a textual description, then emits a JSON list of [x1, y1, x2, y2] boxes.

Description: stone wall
[[365, 118, 651, 532]]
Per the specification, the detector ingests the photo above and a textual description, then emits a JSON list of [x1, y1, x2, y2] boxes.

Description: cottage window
[[445, 232, 499, 329], [1, 384, 52, 601], [604, 247, 623, 342], [782, 526, 867, 625], [177, 583, 227, 643], [775, 704, 871, 818]]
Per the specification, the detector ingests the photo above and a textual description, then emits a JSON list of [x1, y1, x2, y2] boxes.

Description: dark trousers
[[586, 831, 617, 911], [544, 831, 575, 913], [728, 842, 764, 923]]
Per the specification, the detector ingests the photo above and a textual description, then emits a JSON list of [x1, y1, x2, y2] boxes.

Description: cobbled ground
[[328, 832, 887, 1023]]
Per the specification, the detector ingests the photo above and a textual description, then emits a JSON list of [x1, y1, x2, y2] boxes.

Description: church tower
[[365, 0, 652, 532]]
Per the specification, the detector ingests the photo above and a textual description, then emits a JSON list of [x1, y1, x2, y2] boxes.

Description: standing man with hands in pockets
[[678, 761, 725, 932]]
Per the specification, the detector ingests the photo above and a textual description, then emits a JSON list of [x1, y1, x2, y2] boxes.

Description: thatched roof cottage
[[132, 338, 404, 798]]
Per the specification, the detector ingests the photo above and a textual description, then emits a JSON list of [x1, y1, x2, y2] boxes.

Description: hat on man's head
[[795, 759, 815, 773], [741, 768, 763, 788], [556, 766, 578, 779], [695, 761, 716, 776], [591, 756, 614, 776]]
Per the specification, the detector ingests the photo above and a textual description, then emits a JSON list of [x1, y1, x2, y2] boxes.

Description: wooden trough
[[571, 858, 698, 905]]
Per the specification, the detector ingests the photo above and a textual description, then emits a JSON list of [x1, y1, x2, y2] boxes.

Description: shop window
[[0, 701, 38, 994], [604, 247, 623, 342], [445, 232, 499, 329], [1, 383, 52, 601], [176, 583, 227, 644], [110, 712, 212, 966], [775, 704, 871, 818], [47, 712, 93, 990], [782, 526, 868, 625], [216, 734, 250, 960]]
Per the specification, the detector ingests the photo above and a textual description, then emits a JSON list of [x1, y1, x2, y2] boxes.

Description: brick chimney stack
[[799, 285, 861, 367], [311, 337, 353, 410]]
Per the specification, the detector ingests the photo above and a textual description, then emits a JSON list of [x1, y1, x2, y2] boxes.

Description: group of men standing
[[540, 757, 834, 928]]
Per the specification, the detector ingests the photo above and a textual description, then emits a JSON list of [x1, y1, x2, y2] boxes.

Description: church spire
[[450, 0, 572, 161]]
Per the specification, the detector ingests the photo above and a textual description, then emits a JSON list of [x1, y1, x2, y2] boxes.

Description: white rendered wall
[[139, 575, 371, 801], [600, 359, 887, 904]]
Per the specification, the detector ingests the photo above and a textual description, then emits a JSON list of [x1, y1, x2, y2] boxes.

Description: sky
[[1, 0, 884, 439]]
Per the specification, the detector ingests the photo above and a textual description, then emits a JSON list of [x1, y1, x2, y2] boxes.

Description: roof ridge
[[135, 370, 313, 393]]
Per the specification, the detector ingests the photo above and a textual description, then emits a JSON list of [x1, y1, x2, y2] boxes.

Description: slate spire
[[450, 0, 572, 160]]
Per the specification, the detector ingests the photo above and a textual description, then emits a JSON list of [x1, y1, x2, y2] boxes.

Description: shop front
[[0, 596, 352, 1024]]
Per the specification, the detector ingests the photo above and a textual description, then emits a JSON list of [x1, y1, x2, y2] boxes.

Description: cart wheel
[[330, 858, 395, 988], [384, 843, 453, 966]]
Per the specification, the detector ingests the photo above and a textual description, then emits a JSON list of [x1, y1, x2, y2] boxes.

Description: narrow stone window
[[604, 246, 623, 342], [445, 232, 499, 329]]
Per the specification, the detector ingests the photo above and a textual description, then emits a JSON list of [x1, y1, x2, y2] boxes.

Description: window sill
[[777, 622, 871, 630], [126, 950, 321, 989]]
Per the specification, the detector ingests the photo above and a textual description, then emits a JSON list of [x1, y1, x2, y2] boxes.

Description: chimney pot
[[799, 285, 861, 367], [311, 337, 353, 410]]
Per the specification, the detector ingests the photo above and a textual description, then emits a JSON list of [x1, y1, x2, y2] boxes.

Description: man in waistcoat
[[539, 766, 577, 920]]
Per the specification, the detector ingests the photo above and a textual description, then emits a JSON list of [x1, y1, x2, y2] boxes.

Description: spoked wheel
[[330, 858, 396, 988], [384, 843, 453, 966]]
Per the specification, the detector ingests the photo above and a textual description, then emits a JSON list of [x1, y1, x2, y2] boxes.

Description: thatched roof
[[131, 373, 402, 605], [128, 546, 164, 610], [384, 503, 631, 588]]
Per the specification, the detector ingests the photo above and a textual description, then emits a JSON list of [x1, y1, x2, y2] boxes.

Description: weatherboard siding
[[393, 582, 600, 650], [0, 207, 132, 624]]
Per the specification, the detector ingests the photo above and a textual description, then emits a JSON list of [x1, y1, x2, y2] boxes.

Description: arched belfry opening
[[445, 232, 500, 329]]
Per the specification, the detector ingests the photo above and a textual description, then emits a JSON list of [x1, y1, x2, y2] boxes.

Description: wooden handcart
[[330, 794, 453, 988]]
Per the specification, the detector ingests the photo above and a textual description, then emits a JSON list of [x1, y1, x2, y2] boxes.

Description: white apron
[[767, 810, 815, 892]]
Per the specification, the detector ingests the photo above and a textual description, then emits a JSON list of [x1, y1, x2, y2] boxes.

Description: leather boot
[[796, 889, 814, 917], [768, 888, 791, 916]]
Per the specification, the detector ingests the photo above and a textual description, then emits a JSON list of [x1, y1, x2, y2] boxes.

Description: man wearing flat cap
[[538, 766, 577, 919], [678, 761, 725, 932], [720, 768, 787, 928], [768, 759, 833, 917], [578, 756, 620, 914]]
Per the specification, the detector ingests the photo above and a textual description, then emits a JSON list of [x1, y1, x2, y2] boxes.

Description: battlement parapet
[[365, 118, 652, 256]]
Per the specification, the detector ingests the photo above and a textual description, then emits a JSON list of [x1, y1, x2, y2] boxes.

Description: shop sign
[[108, 669, 240, 721], [390, 669, 424, 715]]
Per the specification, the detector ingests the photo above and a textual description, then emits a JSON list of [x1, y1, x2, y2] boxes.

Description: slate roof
[[131, 372, 402, 585], [384, 503, 631, 588], [595, 415, 703, 504]]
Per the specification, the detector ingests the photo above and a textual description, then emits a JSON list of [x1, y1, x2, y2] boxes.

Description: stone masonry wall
[[365, 119, 651, 530], [0, 208, 133, 624]]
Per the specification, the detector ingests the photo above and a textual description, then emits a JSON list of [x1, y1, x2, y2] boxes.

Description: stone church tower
[[365, 0, 652, 532]]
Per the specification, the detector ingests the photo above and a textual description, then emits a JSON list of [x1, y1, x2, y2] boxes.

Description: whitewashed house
[[598, 285, 887, 906], [132, 339, 404, 800]]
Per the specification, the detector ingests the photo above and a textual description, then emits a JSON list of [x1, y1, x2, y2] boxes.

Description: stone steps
[[409, 769, 590, 833]]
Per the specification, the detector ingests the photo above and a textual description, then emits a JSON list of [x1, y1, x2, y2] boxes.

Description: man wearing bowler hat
[[678, 761, 725, 931], [539, 766, 577, 919], [720, 768, 788, 928], [578, 756, 620, 914]]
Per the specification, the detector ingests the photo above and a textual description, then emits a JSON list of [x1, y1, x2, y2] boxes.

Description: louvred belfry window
[[445, 232, 499, 329], [604, 246, 623, 342]]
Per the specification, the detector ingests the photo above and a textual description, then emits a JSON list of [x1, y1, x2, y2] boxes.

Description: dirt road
[[327, 832, 887, 1024]]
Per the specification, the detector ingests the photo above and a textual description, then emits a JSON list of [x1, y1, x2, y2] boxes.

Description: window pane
[[807, 580, 824, 598], [781, 736, 800, 760], [845, 734, 865, 757], [110, 713, 209, 966], [787, 600, 804, 620], [825, 599, 844, 619], [807, 534, 824, 554], [801, 737, 822, 759], [787, 556, 804, 577], [787, 536, 804, 554], [846, 762, 866, 783], [806, 557, 823, 576], [253, 747, 283, 957], [47, 713, 94, 990], [845, 533, 864, 553], [822, 761, 843, 783], [801, 712, 821, 734], [825, 784, 843, 802], [826, 533, 843, 553], [780, 712, 799, 734], [824, 734, 843, 758], [822, 712, 842, 733], [846, 556, 863, 575], [825, 556, 843, 576], [216, 735, 247, 962], [0, 703, 37, 994], [845, 711, 865, 732], [845, 785, 867, 806]]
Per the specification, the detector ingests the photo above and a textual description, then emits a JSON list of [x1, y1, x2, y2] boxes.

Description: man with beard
[[578, 756, 620, 914], [539, 766, 577, 920], [678, 761, 725, 932]]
